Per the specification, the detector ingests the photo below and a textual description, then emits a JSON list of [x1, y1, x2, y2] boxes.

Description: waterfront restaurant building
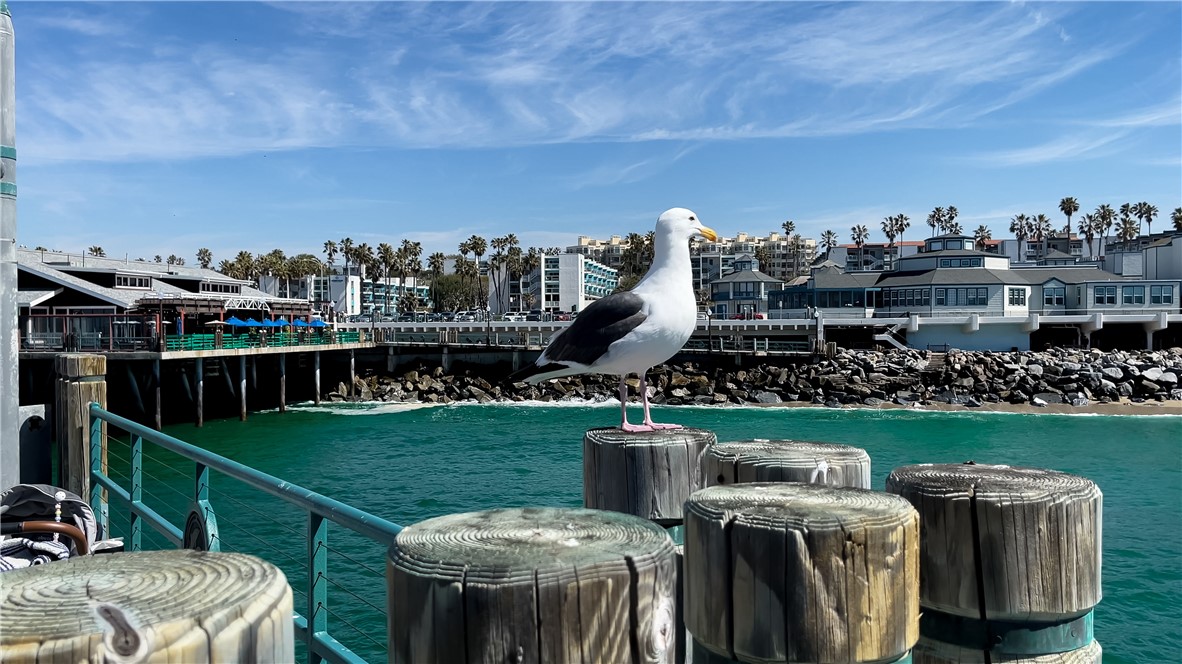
[[707, 255, 785, 318], [769, 234, 1182, 351]]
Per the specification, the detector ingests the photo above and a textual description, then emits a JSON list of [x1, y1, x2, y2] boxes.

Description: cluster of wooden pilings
[[387, 429, 1103, 664]]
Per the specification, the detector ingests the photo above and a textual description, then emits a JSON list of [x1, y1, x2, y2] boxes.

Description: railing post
[[88, 404, 108, 533], [308, 513, 328, 664], [130, 434, 142, 551], [57, 354, 106, 505]]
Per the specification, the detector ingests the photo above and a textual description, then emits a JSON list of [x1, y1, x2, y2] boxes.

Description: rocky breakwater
[[326, 347, 1182, 409]]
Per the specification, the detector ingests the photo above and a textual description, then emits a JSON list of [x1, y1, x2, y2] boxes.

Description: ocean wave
[[283, 401, 438, 416]]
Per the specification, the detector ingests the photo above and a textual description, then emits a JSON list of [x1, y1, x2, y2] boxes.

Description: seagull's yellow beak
[[697, 225, 718, 242]]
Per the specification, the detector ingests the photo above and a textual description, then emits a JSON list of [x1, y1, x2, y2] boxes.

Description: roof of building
[[17, 289, 58, 307], [1040, 249, 1076, 261], [874, 269, 1015, 288], [898, 249, 996, 260], [809, 267, 882, 289], [17, 249, 304, 311], [712, 268, 784, 284]]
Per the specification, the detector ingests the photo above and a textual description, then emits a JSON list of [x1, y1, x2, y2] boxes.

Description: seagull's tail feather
[[508, 361, 589, 385]]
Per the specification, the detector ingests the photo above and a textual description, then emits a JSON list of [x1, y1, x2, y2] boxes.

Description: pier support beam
[[512, 350, 521, 372], [238, 355, 247, 421], [153, 359, 162, 430], [195, 359, 204, 428], [1144, 312, 1168, 351], [279, 354, 286, 413], [313, 351, 321, 405], [441, 347, 452, 373]]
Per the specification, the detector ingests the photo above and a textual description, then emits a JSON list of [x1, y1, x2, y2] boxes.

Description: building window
[[1094, 286, 1116, 305], [970, 258, 982, 267], [940, 259, 951, 268], [1043, 287, 1065, 306], [115, 275, 151, 289], [1008, 288, 1026, 306], [935, 289, 946, 306], [1122, 286, 1145, 305], [1151, 285, 1174, 305]]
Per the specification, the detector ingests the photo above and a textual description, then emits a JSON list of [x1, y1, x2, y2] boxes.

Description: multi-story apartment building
[[768, 232, 1181, 351], [570, 230, 816, 293], [490, 253, 617, 315], [261, 272, 430, 318]]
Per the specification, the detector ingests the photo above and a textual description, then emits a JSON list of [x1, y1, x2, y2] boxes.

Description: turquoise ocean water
[[104, 402, 1181, 662]]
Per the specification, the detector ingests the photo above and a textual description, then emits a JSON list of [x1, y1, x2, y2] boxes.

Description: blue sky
[[15, 1, 1182, 263]]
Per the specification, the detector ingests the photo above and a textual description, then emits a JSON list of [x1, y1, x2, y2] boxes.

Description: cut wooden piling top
[[703, 439, 871, 488]]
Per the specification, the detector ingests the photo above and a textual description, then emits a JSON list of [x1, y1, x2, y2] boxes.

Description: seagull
[[510, 208, 717, 432]]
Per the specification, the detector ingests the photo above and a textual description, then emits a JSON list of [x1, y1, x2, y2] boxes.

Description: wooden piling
[[702, 439, 871, 489], [239, 355, 247, 421], [313, 350, 321, 405], [388, 507, 678, 664], [684, 483, 919, 664], [152, 359, 162, 430], [195, 358, 204, 427], [54, 354, 106, 500], [583, 427, 717, 527], [886, 464, 1103, 663], [0, 550, 293, 663], [278, 353, 286, 413]]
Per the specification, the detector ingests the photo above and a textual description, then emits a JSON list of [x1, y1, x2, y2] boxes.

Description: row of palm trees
[[831, 201, 1181, 268]]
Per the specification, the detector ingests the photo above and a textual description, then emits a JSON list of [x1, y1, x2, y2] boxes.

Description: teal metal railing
[[88, 403, 402, 664]]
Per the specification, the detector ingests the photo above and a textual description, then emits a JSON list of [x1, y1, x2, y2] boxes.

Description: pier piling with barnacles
[[887, 463, 1103, 663]]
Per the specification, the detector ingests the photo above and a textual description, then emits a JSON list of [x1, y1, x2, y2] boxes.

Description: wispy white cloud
[[969, 131, 1132, 167], [19, 1, 1161, 163]]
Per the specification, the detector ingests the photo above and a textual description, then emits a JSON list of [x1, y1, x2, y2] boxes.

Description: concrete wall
[[907, 324, 1031, 351], [1145, 241, 1182, 280]]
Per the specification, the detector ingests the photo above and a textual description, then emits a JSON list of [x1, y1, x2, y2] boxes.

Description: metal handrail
[[88, 403, 402, 664]]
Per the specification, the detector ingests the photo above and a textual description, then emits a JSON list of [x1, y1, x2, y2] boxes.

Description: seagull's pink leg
[[640, 371, 682, 430], [619, 373, 654, 432]]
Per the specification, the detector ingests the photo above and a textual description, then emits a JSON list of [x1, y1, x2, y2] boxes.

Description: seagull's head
[[657, 207, 717, 242]]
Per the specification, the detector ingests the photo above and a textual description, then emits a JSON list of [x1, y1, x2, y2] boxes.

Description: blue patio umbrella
[[309, 319, 327, 328], [243, 318, 264, 327], [224, 316, 247, 327], [261, 318, 281, 328], [274, 317, 291, 327], [293, 319, 309, 327]]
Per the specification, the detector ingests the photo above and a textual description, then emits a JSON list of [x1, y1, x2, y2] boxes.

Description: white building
[[491, 253, 618, 314]]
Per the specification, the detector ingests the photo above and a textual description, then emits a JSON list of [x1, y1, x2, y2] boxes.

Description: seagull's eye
[[690, 216, 696, 221]]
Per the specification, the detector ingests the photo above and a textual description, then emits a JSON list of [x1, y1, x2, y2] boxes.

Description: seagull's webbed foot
[[620, 422, 656, 433], [642, 421, 683, 430]]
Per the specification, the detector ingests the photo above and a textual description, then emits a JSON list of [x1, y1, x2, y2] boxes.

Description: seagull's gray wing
[[542, 291, 647, 366]]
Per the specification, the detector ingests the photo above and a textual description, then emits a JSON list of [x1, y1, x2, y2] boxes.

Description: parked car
[[554, 312, 572, 322], [730, 312, 765, 320], [503, 312, 526, 322], [525, 310, 544, 322]]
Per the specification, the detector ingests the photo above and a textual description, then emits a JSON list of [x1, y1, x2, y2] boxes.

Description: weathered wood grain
[[583, 427, 717, 526], [885, 464, 1102, 622], [0, 549, 294, 663], [388, 506, 678, 664], [54, 353, 107, 504], [684, 483, 920, 664], [702, 439, 871, 489]]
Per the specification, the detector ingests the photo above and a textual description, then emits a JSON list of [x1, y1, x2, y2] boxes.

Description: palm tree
[[926, 207, 945, 237], [339, 237, 354, 278], [1077, 213, 1098, 260], [894, 213, 911, 248], [154, 255, 162, 263], [1117, 218, 1140, 249], [973, 225, 992, 251], [86, 246, 105, 257], [427, 252, 446, 311], [943, 206, 959, 234], [1095, 204, 1116, 251], [880, 217, 898, 269], [791, 235, 805, 276], [1136, 202, 1158, 237], [217, 259, 234, 276], [232, 251, 255, 281], [850, 224, 869, 271], [1031, 214, 1053, 259], [323, 240, 338, 273], [400, 239, 423, 311], [467, 235, 487, 309], [820, 230, 839, 260], [1119, 203, 1134, 235], [378, 242, 396, 316], [522, 248, 541, 311], [1172, 207, 1182, 232], [946, 222, 964, 236], [1058, 197, 1079, 234], [781, 219, 795, 237], [457, 240, 472, 303], [1009, 214, 1029, 260], [196, 248, 213, 269]]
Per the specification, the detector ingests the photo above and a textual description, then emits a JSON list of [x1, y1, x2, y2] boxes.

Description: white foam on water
[[283, 401, 437, 416]]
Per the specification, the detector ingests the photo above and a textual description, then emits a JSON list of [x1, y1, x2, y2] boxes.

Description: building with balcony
[[707, 255, 784, 318], [768, 233, 1181, 350], [490, 253, 617, 314]]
